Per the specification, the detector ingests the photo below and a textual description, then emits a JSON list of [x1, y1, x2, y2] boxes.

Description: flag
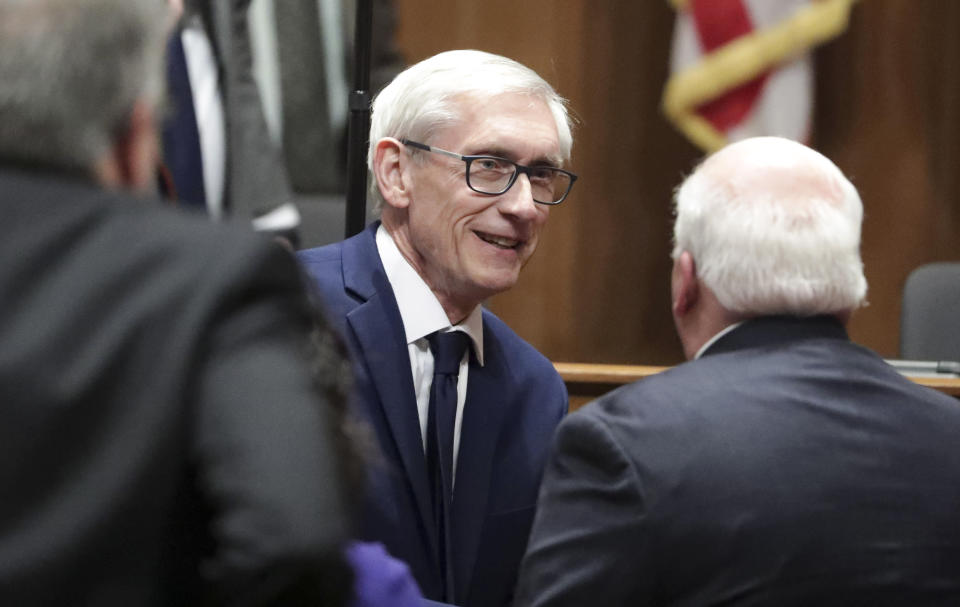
[[662, 0, 857, 153]]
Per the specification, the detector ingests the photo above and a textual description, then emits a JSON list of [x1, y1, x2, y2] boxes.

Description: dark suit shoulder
[[579, 337, 960, 495], [298, 241, 344, 265], [296, 241, 347, 293], [4, 170, 296, 289], [579, 358, 695, 421]]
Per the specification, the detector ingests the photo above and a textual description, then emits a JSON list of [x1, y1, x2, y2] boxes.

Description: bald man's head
[[671, 136, 867, 318], [699, 137, 846, 213]]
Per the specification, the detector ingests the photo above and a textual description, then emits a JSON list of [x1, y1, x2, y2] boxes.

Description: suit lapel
[[342, 225, 437, 557], [451, 327, 511, 602]]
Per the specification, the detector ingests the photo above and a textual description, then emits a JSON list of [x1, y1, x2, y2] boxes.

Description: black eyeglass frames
[[401, 139, 577, 205]]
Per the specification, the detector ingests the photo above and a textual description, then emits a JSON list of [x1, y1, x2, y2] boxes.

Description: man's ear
[[672, 251, 699, 317], [114, 99, 159, 193], [372, 137, 412, 210]]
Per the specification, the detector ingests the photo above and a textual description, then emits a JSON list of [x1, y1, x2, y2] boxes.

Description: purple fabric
[[347, 541, 425, 607]]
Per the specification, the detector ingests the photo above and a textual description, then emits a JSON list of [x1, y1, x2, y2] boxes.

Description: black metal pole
[[344, 0, 373, 237]]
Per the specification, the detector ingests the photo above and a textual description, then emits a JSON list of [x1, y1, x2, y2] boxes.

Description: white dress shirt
[[376, 225, 484, 482], [695, 322, 744, 359]]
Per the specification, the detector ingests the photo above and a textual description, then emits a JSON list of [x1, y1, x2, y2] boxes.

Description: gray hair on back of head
[[672, 137, 868, 316], [0, 0, 168, 175]]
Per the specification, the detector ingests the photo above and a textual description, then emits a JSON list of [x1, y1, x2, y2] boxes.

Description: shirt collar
[[376, 224, 485, 365], [694, 321, 744, 360]]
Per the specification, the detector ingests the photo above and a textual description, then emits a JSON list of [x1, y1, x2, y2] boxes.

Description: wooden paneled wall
[[391, 1, 960, 365]]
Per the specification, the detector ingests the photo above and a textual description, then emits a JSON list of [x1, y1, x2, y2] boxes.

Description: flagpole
[[344, 0, 372, 237]]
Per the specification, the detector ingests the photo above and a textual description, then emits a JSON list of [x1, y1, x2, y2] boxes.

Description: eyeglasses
[[401, 139, 577, 205]]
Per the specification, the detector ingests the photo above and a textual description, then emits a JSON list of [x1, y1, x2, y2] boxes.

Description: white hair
[[367, 49, 573, 212], [0, 0, 167, 175], [672, 137, 868, 316]]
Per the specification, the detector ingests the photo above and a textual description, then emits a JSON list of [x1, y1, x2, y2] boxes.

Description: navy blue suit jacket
[[297, 224, 567, 606], [516, 316, 960, 606]]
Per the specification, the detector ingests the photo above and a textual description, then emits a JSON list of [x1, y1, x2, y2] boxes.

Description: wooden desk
[[555, 362, 960, 412]]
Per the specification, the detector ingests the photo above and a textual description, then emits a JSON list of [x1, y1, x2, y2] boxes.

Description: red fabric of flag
[[692, 0, 770, 132]]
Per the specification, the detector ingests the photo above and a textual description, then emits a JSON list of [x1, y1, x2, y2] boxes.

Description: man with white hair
[[515, 137, 960, 605], [297, 50, 576, 606]]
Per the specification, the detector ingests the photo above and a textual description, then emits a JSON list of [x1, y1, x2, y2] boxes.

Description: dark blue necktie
[[162, 29, 207, 208], [426, 331, 470, 603]]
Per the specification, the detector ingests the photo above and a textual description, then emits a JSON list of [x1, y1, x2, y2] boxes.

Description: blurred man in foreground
[[0, 1, 351, 604], [515, 137, 960, 605], [298, 50, 576, 606]]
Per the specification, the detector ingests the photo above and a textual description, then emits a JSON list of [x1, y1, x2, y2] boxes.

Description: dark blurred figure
[[162, 0, 301, 245], [0, 1, 352, 604], [272, 0, 404, 196]]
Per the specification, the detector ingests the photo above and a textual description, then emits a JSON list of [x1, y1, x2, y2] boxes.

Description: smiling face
[[380, 93, 562, 323]]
